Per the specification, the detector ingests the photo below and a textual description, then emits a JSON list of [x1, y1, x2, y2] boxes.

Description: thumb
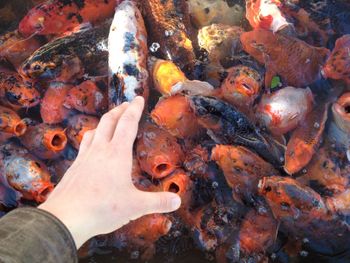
[[143, 192, 182, 214]]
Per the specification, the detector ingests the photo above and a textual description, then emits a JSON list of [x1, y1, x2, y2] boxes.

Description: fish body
[[240, 29, 330, 88], [20, 22, 109, 82], [198, 24, 244, 66], [256, 87, 314, 135], [112, 214, 172, 260], [0, 142, 53, 203], [141, 0, 196, 74], [108, 0, 148, 106], [41, 82, 72, 124], [284, 101, 329, 175], [67, 114, 99, 150], [21, 123, 67, 159], [19, 0, 116, 36], [189, 96, 285, 166], [64, 79, 108, 116], [246, 0, 289, 32], [239, 208, 277, 254], [323, 35, 350, 84], [0, 106, 27, 142], [212, 145, 278, 204], [0, 30, 42, 69], [151, 95, 201, 139], [0, 72, 40, 109], [136, 121, 184, 179]]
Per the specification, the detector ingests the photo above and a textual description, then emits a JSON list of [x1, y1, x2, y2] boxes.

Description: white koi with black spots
[[108, 0, 148, 107]]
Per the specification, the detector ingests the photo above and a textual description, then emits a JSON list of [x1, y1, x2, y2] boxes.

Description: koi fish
[[41, 82, 72, 124], [188, 0, 245, 28], [20, 22, 109, 82], [108, 0, 148, 107], [189, 96, 285, 166], [184, 144, 210, 177], [284, 101, 329, 175], [323, 35, 350, 84], [198, 24, 244, 65], [219, 65, 263, 115], [240, 29, 330, 88], [64, 80, 108, 116], [140, 0, 196, 74], [239, 208, 277, 254], [256, 86, 314, 135], [0, 72, 40, 109], [212, 145, 278, 204], [21, 123, 67, 159], [19, 0, 116, 37], [245, 0, 290, 32], [112, 214, 172, 260], [0, 142, 53, 203], [67, 114, 99, 150], [258, 176, 328, 224], [0, 30, 42, 69], [151, 95, 202, 139], [297, 146, 348, 196], [332, 92, 350, 134], [0, 106, 27, 142], [136, 121, 184, 179]]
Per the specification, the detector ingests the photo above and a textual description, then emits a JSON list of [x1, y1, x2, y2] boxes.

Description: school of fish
[[1, 0, 350, 262]]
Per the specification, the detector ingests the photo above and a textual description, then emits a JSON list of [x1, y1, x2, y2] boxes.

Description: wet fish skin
[[20, 22, 109, 82], [141, 0, 196, 75], [240, 29, 330, 88], [212, 145, 279, 204], [19, 0, 116, 36], [108, 0, 148, 106], [284, 101, 330, 175], [66, 114, 99, 150], [0, 72, 40, 109], [189, 95, 285, 166], [21, 123, 68, 160], [0, 142, 53, 203]]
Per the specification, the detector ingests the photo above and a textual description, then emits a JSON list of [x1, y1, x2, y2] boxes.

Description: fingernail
[[171, 196, 181, 210]]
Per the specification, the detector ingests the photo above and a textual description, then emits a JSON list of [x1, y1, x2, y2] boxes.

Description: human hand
[[39, 97, 181, 248]]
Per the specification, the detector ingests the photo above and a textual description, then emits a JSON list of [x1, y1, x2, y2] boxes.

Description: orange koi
[[0, 142, 53, 203], [19, 0, 116, 37], [136, 121, 184, 179], [66, 114, 98, 150], [64, 80, 107, 116], [41, 82, 72, 124], [284, 102, 329, 175], [21, 123, 67, 159], [240, 29, 330, 88], [151, 95, 201, 139]]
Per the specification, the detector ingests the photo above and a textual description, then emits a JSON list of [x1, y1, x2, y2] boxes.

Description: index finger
[[111, 96, 144, 154]]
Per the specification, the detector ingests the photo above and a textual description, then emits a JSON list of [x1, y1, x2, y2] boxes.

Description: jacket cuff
[[0, 207, 78, 263]]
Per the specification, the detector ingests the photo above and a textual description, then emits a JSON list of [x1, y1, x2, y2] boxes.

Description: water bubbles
[[302, 169, 307, 174], [279, 156, 285, 162], [165, 30, 174, 37], [300, 250, 309, 257], [130, 251, 140, 259], [302, 238, 309, 243], [149, 42, 160, 53], [212, 181, 219, 188], [314, 122, 320, 128]]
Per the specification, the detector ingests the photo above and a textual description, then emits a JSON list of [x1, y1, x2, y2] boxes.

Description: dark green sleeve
[[0, 207, 78, 263]]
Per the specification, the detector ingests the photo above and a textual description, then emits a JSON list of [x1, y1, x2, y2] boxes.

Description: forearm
[[0, 208, 77, 263]]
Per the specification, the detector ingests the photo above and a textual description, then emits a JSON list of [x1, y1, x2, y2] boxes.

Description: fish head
[[258, 176, 327, 222], [332, 92, 350, 133], [4, 155, 53, 203], [20, 59, 58, 81], [240, 30, 271, 63], [18, 5, 47, 37]]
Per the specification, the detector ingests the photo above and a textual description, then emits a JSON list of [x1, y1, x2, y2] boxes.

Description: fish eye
[[33, 64, 41, 71]]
